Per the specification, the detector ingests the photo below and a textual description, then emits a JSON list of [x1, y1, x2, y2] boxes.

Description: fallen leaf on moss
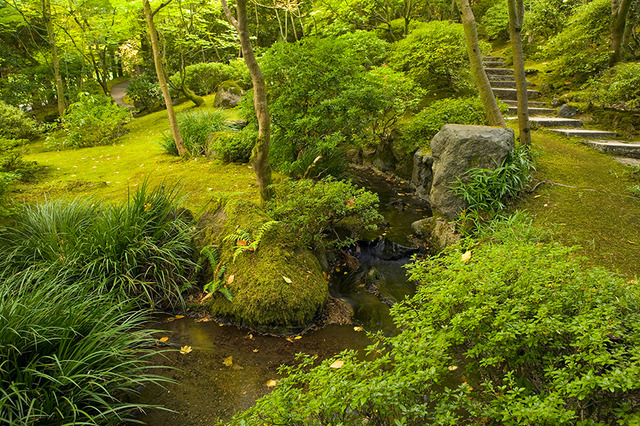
[[282, 276, 293, 284], [266, 380, 277, 387], [330, 360, 344, 369], [223, 356, 233, 367], [227, 275, 235, 284], [461, 251, 472, 262]]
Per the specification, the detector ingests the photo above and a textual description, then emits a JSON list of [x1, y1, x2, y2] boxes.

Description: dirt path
[[110, 80, 135, 110]]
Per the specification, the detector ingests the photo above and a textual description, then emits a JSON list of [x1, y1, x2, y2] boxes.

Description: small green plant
[[126, 74, 163, 113], [223, 220, 279, 262], [210, 127, 256, 163], [197, 246, 232, 301], [629, 184, 640, 197], [0, 99, 40, 140], [454, 145, 534, 228], [161, 109, 229, 157], [49, 92, 130, 149], [584, 62, 640, 110]]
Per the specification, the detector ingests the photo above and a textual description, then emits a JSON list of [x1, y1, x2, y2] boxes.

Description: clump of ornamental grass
[[0, 182, 196, 308], [161, 109, 229, 157], [0, 270, 172, 424]]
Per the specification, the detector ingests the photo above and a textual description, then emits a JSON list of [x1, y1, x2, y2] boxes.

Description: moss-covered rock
[[196, 198, 328, 333]]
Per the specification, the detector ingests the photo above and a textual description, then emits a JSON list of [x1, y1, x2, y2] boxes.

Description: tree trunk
[[456, 0, 505, 127], [142, 0, 186, 156], [609, 0, 633, 65], [222, 0, 272, 203], [43, 0, 66, 116], [507, 0, 530, 146]]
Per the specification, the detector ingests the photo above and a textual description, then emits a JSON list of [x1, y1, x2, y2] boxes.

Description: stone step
[[493, 88, 541, 100], [490, 80, 531, 89], [503, 100, 548, 107], [483, 56, 504, 61], [489, 75, 516, 81], [484, 60, 505, 68], [507, 107, 556, 115], [508, 116, 583, 128], [485, 68, 514, 76], [581, 140, 640, 159], [548, 129, 617, 138]]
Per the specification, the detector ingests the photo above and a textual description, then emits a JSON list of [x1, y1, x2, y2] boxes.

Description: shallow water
[[134, 169, 431, 423]]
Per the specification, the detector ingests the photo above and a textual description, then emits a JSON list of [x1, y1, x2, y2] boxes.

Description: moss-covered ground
[[13, 95, 258, 212], [515, 129, 640, 277]]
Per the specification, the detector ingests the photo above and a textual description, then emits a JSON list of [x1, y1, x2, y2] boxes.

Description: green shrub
[[231, 215, 640, 425], [482, 1, 509, 40], [49, 93, 130, 149], [584, 62, 640, 109], [171, 61, 250, 96], [0, 272, 170, 424], [402, 97, 495, 149], [161, 109, 229, 157], [210, 127, 255, 163], [0, 99, 40, 140], [541, 0, 612, 84], [126, 74, 162, 113], [267, 178, 383, 250], [0, 182, 196, 308], [389, 21, 476, 96], [524, 0, 582, 44], [0, 137, 41, 181]]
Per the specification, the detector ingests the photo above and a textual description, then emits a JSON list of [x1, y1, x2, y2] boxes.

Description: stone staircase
[[483, 56, 640, 159]]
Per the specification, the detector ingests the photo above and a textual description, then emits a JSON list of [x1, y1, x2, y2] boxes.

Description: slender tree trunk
[[456, 0, 505, 127], [222, 0, 272, 202], [43, 0, 66, 116], [142, 0, 186, 156], [609, 0, 633, 65], [507, 0, 530, 146]]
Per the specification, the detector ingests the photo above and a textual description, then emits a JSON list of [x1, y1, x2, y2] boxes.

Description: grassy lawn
[[13, 96, 259, 212], [516, 129, 640, 277]]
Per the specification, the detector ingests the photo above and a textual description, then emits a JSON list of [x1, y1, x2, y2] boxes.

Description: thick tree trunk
[[456, 0, 505, 128], [142, 0, 186, 156], [222, 0, 272, 203], [609, 0, 633, 65], [43, 0, 66, 116], [507, 0, 530, 146]]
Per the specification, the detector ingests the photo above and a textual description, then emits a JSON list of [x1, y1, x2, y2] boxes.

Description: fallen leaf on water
[[461, 251, 472, 262], [353, 326, 363, 332], [175, 315, 185, 319], [223, 356, 233, 367], [282, 276, 293, 284], [294, 335, 302, 340], [266, 380, 277, 387], [195, 317, 211, 323], [330, 360, 344, 369], [159, 336, 169, 342], [286, 337, 293, 342], [253, 349, 259, 353], [180, 346, 192, 354], [227, 275, 235, 284]]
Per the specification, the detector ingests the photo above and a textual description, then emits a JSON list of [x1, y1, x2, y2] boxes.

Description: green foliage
[[524, 0, 582, 43], [389, 21, 475, 96], [210, 127, 256, 163], [0, 137, 40, 181], [541, 0, 613, 84], [402, 97, 496, 149], [0, 99, 40, 140], [0, 273, 171, 424], [223, 220, 279, 262], [197, 246, 232, 301], [161, 109, 229, 157], [232, 215, 640, 424], [171, 61, 250, 96], [50, 93, 130, 149], [584, 62, 640, 110], [267, 178, 383, 250], [454, 145, 534, 226], [0, 182, 196, 308], [126, 74, 163, 113], [482, 1, 509, 40], [259, 31, 420, 177]]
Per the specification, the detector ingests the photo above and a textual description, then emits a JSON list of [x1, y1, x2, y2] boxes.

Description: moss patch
[[514, 129, 640, 277], [197, 198, 329, 332]]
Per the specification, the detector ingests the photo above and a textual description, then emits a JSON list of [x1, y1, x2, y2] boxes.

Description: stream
[[133, 169, 430, 424]]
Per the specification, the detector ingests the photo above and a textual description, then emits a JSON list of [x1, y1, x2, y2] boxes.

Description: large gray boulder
[[214, 81, 243, 108], [430, 124, 514, 219]]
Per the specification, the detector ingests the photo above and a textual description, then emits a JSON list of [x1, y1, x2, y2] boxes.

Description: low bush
[[231, 214, 640, 424], [161, 109, 229, 157], [210, 127, 255, 163], [0, 273, 170, 424], [267, 178, 383, 250], [584, 62, 640, 110], [481, 1, 509, 40], [125, 74, 163, 113], [49, 93, 130, 149], [171, 61, 250, 96], [0, 99, 40, 140], [0, 137, 41, 181], [0, 182, 196, 308]]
